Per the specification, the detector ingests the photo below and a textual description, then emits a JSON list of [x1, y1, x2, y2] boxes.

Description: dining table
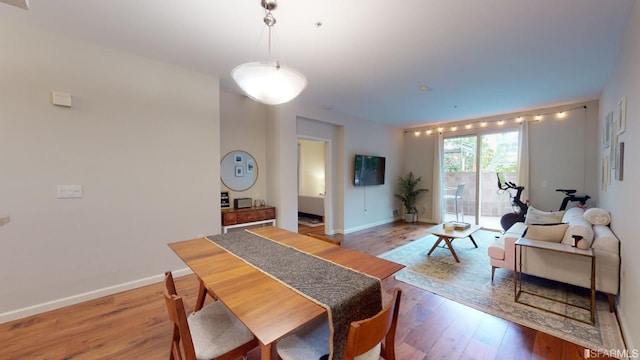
[[168, 226, 404, 360]]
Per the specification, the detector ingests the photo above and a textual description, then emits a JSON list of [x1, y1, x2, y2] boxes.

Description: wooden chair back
[[343, 288, 402, 360], [163, 271, 197, 360]]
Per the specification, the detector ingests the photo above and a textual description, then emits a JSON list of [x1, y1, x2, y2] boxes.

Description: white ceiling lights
[[232, 0, 307, 105]]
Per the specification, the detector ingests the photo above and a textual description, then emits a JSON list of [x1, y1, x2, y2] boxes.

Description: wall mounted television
[[354, 154, 385, 186]]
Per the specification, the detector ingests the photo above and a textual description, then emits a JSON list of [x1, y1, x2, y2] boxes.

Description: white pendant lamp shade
[[232, 61, 307, 105]]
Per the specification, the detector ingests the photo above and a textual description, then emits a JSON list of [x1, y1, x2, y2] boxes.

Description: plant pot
[[404, 213, 416, 223]]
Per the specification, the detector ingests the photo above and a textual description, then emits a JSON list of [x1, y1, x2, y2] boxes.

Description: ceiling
[[0, 0, 635, 127]]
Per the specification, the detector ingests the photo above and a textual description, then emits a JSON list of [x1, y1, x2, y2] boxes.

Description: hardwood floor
[[0, 221, 612, 360]]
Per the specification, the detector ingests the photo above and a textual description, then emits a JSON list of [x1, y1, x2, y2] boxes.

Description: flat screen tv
[[354, 154, 385, 186]]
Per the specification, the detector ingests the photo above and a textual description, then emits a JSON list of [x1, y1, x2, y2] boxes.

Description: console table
[[221, 206, 276, 233], [514, 237, 595, 324]]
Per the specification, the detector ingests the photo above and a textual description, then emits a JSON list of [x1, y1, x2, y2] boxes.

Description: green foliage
[[394, 172, 429, 214], [443, 132, 518, 173]]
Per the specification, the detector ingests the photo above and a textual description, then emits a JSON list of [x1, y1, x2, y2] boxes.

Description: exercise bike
[[497, 173, 528, 231], [555, 189, 590, 210]]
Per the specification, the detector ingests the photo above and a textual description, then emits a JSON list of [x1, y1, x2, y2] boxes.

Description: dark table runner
[[206, 230, 382, 360]]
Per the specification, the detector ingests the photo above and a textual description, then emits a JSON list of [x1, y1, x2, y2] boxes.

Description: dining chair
[[276, 288, 402, 360], [444, 183, 465, 221], [163, 271, 258, 360]]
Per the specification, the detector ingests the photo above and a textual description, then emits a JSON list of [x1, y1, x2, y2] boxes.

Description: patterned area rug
[[379, 230, 625, 352]]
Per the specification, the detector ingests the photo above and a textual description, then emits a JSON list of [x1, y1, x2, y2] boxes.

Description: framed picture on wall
[[616, 142, 624, 181], [235, 166, 244, 177], [617, 96, 626, 135], [246, 158, 254, 174], [604, 111, 612, 148], [234, 153, 244, 164]]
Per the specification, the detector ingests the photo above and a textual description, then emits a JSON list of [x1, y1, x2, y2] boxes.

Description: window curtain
[[517, 121, 529, 203], [432, 132, 444, 223]]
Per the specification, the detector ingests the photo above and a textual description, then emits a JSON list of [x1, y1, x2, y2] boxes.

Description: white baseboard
[[342, 217, 397, 234], [0, 267, 193, 324], [616, 302, 636, 355]]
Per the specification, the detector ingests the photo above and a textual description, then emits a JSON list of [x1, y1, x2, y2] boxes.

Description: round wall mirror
[[220, 150, 258, 191]]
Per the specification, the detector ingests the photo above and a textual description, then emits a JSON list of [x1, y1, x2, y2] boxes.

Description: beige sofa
[[488, 207, 620, 311]]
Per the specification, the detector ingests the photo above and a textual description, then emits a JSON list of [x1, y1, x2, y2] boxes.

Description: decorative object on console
[[231, 0, 307, 105], [577, 238, 591, 250], [571, 235, 583, 247], [234, 198, 253, 209], [221, 192, 230, 208]]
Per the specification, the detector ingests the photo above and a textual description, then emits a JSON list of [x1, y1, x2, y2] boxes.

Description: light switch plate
[[57, 185, 82, 199]]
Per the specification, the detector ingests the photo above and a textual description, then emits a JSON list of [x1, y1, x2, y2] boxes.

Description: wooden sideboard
[[221, 206, 276, 233]]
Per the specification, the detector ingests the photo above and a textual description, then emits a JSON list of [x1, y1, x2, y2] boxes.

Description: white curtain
[[432, 132, 444, 223], [517, 121, 530, 202]]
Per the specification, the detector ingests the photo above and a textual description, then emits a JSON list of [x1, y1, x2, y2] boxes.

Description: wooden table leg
[[468, 234, 479, 248], [260, 341, 272, 360], [442, 237, 461, 262], [428, 236, 460, 262], [427, 237, 444, 256]]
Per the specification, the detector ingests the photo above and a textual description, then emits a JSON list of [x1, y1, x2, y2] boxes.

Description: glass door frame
[[442, 126, 521, 228]]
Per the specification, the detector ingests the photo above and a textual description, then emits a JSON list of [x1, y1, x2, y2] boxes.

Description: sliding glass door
[[443, 130, 519, 230]]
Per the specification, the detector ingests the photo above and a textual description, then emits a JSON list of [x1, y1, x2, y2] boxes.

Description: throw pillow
[[524, 223, 569, 242], [524, 206, 565, 225]]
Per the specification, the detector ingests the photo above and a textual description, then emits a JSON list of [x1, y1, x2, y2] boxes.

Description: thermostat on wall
[[52, 91, 72, 107]]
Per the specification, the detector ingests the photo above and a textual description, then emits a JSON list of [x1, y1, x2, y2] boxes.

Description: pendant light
[[232, 0, 307, 105]]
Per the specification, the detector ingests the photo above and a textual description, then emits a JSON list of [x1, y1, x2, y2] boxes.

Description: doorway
[[297, 138, 329, 234], [443, 130, 519, 230]]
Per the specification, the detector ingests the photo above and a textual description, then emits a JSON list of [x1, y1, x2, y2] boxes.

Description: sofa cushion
[[562, 207, 585, 222], [488, 236, 506, 260], [584, 208, 611, 226], [592, 225, 619, 253], [560, 216, 594, 246], [524, 223, 569, 242], [525, 206, 565, 225]]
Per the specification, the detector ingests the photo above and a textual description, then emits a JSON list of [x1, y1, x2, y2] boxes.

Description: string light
[[403, 105, 587, 136]]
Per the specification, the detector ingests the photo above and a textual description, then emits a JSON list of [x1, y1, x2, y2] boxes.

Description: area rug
[[298, 216, 324, 227], [379, 230, 625, 352]]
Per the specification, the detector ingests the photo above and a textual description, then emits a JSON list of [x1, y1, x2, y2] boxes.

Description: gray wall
[[0, 19, 220, 320], [403, 100, 600, 222]]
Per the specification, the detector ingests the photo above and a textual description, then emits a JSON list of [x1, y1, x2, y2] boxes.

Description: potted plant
[[395, 171, 429, 222]]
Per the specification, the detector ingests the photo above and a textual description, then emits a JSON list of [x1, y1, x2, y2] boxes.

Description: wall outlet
[[393, 209, 399, 216]]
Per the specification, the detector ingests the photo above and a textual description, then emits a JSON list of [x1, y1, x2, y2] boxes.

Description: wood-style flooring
[[0, 221, 614, 359]]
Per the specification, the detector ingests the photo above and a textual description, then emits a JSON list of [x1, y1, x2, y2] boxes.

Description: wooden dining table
[[168, 226, 404, 360]]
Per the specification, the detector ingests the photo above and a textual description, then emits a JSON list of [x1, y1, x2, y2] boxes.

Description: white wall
[[267, 104, 403, 234], [220, 91, 268, 205], [0, 19, 220, 320], [403, 100, 600, 222], [599, 1, 640, 350], [298, 139, 326, 197]]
